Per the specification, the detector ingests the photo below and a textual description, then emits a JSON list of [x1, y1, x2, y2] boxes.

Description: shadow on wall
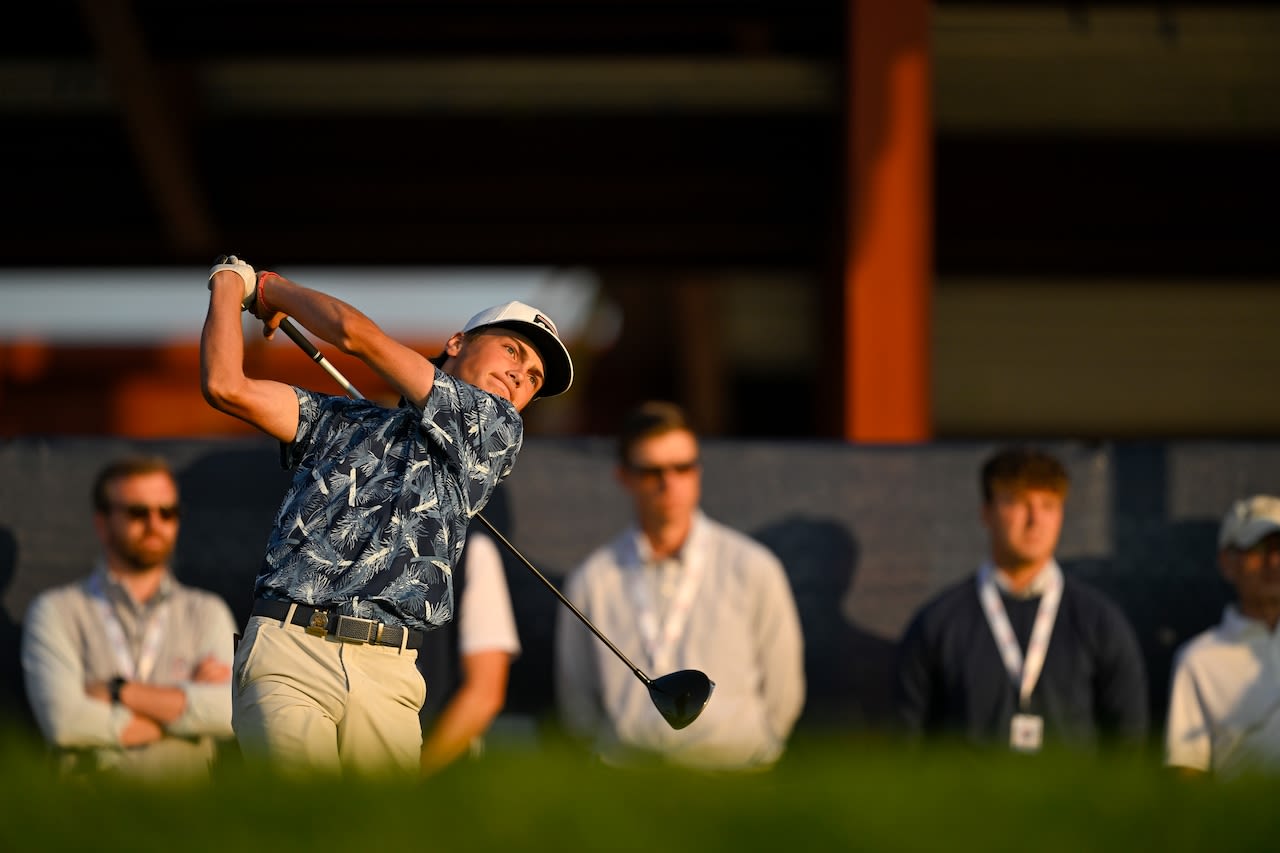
[[173, 446, 295, 628], [753, 515, 896, 732]]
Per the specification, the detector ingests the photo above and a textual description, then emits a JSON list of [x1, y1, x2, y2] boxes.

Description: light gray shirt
[[555, 511, 806, 770], [21, 564, 236, 778]]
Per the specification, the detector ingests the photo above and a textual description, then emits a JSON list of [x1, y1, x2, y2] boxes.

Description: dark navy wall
[[3, 437, 1275, 737]]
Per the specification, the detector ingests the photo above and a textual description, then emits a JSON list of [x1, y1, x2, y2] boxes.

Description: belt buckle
[[335, 614, 376, 644], [306, 609, 329, 637]]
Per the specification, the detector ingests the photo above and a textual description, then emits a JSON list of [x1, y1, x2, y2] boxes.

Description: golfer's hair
[[617, 400, 695, 465], [980, 446, 1069, 503], [92, 455, 177, 512]]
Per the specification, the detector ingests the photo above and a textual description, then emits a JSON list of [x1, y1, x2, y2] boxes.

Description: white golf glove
[[208, 254, 257, 308]]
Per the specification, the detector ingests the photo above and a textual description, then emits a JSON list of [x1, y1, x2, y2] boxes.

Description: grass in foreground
[[1, 726, 1278, 852]]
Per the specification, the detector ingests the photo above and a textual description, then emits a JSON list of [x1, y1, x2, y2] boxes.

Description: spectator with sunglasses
[[20, 455, 236, 780], [555, 400, 805, 770]]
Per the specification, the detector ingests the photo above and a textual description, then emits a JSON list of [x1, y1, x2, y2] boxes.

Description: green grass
[[2, 724, 1278, 852]]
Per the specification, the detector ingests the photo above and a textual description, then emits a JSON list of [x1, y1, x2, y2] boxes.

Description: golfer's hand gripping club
[[207, 255, 257, 308]]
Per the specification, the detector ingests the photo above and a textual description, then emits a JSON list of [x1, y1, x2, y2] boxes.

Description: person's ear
[[444, 332, 466, 357]]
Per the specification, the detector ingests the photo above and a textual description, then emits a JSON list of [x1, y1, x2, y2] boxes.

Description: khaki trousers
[[232, 613, 426, 776]]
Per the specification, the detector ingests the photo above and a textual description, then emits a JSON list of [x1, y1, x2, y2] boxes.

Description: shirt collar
[[93, 560, 174, 608], [1219, 603, 1276, 640], [627, 509, 708, 568], [986, 558, 1063, 600]]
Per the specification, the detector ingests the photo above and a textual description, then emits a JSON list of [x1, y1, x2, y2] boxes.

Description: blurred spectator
[[1166, 495, 1280, 778], [555, 400, 805, 771], [895, 446, 1148, 752], [418, 530, 521, 775], [20, 455, 235, 780]]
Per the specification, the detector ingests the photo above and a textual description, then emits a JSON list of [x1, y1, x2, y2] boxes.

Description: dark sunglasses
[[626, 460, 700, 479], [110, 503, 181, 522]]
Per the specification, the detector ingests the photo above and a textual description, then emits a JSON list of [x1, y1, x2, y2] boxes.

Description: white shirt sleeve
[[1165, 641, 1211, 772], [166, 594, 237, 739], [21, 592, 130, 748], [458, 532, 521, 657], [554, 560, 605, 740], [750, 546, 807, 743]]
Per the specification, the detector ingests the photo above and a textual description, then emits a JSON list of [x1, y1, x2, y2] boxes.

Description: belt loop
[[283, 602, 298, 629], [398, 625, 409, 655]]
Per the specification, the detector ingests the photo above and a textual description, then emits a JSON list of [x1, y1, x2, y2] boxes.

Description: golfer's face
[[620, 429, 702, 528], [452, 329, 545, 411], [96, 471, 181, 572]]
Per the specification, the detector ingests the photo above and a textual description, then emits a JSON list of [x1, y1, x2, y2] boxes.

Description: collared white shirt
[[1165, 605, 1280, 777]]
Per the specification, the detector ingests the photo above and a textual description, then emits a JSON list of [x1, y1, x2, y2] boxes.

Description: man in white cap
[[201, 255, 572, 776], [1166, 494, 1280, 778]]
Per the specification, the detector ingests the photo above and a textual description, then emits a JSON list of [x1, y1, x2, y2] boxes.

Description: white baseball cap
[[462, 301, 573, 398], [1218, 494, 1280, 550]]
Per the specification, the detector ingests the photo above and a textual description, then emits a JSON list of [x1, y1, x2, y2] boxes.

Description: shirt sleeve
[[20, 592, 130, 748], [893, 611, 933, 736], [1091, 596, 1151, 741], [166, 594, 237, 739], [750, 547, 806, 742], [280, 386, 325, 470], [1164, 642, 1211, 771], [555, 563, 605, 741], [458, 532, 521, 657]]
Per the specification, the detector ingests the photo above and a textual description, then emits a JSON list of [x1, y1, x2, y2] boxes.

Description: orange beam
[[844, 0, 932, 442]]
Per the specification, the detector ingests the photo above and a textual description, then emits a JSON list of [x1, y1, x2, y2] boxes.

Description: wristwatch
[[108, 676, 126, 705]]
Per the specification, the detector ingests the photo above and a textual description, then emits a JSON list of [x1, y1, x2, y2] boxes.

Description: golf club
[[276, 316, 715, 730]]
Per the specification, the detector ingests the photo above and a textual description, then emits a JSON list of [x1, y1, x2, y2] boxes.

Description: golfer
[[201, 255, 572, 775]]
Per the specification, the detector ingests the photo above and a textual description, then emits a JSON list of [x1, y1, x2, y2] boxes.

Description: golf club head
[[647, 669, 715, 730]]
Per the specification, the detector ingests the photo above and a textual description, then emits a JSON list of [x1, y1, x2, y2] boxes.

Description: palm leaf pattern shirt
[[254, 369, 523, 632]]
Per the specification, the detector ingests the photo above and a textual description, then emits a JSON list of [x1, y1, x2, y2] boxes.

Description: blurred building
[[1, 2, 1276, 440]]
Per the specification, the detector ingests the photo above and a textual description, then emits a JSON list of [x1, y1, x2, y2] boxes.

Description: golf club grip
[[278, 318, 365, 399]]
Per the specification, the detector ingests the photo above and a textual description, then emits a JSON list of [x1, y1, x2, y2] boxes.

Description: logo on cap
[[533, 313, 557, 335]]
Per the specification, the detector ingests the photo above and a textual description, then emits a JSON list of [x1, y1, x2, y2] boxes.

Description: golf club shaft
[[279, 319, 364, 399], [276, 316, 655, 686], [473, 512, 651, 685]]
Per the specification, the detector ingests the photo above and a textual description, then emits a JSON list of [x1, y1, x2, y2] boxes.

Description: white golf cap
[[1218, 494, 1280, 550], [462, 301, 573, 398]]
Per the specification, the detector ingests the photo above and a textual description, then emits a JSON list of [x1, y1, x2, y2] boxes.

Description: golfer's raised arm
[[254, 271, 437, 407], [201, 260, 299, 442]]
